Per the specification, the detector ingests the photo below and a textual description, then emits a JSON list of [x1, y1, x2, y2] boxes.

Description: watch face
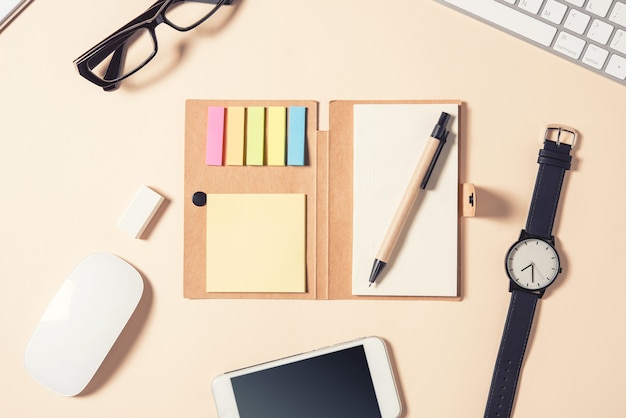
[[505, 238, 560, 290]]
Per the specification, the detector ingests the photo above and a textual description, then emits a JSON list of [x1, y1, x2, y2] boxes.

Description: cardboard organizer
[[183, 99, 475, 301]]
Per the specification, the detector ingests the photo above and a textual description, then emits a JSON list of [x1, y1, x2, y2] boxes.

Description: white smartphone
[[212, 336, 402, 418]]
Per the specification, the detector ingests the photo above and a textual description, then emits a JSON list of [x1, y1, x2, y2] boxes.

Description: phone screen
[[230, 345, 382, 418]]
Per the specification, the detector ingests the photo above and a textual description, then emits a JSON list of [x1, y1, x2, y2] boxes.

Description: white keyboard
[[435, 0, 626, 86]]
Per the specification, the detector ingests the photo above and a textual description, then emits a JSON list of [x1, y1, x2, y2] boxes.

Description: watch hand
[[520, 262, 536, 282], [533, 266, 547, 282]]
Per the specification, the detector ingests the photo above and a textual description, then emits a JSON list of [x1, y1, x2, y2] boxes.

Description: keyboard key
[[609, 2, 626, 27], [436, 0, 626, 86], [554, 31, 586, 58], [588, 18, 615, 44], [541, 0, 568, 24], [564, 9, 591, 33], [438, 0, 557, 46], [587, 0, 614, 17], [583, 44, 610, 68], [609, 28, 626, 53], [605, 53, 626, 78], [519, 0, 544, 14]]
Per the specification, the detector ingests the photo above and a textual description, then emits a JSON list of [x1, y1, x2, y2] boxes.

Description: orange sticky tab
[[224, 106, 245, 166]]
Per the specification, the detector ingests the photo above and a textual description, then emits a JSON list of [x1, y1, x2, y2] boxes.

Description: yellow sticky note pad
[[205, 194, 306, 293]]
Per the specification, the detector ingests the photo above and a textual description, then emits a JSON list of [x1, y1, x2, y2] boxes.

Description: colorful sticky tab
[[206, 106, 225, 166], [224, 106, 245, 166], [246, 107, 265, 166], [287, 106, 306, 166], [267, 107, 287, 166]]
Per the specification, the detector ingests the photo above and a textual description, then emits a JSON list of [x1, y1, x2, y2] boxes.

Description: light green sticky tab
[[246, 106, 265, 166]]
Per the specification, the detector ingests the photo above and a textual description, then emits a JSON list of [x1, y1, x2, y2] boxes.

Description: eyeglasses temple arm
[[101, 43, 126, 91]]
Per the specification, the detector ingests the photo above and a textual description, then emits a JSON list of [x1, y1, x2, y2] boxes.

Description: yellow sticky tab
[[266, 106, 287, 166], [205, 194, 306, 293]]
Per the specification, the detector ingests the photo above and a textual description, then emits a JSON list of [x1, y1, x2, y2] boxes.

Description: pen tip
[[368, 259, 387, 286]]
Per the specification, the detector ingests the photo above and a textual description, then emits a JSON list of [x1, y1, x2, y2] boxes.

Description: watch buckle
[[545, 124, 577, 149]]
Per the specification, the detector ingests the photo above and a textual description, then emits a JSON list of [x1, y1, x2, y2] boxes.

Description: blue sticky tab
[[287, 106, 306, 166]]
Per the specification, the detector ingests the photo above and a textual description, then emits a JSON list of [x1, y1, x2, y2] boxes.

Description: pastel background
[[1, 1, 625, 417]]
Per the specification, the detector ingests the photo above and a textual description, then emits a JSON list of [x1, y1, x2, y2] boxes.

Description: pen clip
[[420, 131, 448, 189]]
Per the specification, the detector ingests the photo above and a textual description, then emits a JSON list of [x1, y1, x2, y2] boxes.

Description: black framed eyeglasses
[[73, 0, 231, 91]]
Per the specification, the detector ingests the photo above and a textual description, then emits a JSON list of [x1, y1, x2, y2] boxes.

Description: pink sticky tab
[[206, 107, 225, 166]]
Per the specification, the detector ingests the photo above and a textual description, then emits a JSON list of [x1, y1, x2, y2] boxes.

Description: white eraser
[[117, 186, 165, 238]]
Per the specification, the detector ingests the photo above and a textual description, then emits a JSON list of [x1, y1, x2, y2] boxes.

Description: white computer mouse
[[24, 252, 144, 396]]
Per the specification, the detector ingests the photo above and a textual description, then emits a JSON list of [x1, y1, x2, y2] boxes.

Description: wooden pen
[[368, 112, 451, 286]]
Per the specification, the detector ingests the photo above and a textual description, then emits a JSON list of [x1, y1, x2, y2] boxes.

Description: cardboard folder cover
[[183, 99, 467, 301]]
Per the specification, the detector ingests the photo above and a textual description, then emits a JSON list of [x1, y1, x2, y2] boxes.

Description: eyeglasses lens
[[88, 28, 156, 83], [164, 1, 222, 30]]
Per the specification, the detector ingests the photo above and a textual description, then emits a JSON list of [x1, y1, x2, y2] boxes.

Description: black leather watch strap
[[484, 290, 539, 418], [485, 128, 576, 418], [525, 140, 572, 239]]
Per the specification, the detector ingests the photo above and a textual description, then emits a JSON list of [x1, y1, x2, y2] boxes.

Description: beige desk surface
[[2, 1, 625, 417]]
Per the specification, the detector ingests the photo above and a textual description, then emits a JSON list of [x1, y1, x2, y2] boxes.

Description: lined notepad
[[205, 194, 306, 293], [352, 104, 459, 297]]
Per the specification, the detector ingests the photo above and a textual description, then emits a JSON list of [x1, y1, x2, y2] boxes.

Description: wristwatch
[[484, 125, 577, 418]]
